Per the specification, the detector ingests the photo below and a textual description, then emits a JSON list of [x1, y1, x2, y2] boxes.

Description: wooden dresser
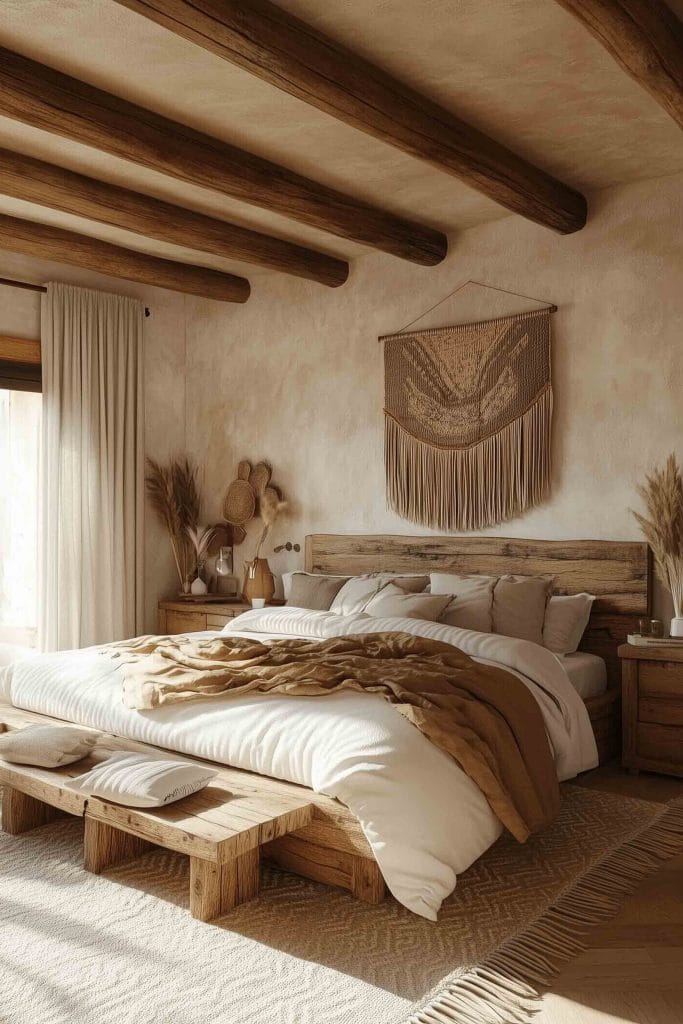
[[158, 599, 253, 635], [619, 644, 683, 777]]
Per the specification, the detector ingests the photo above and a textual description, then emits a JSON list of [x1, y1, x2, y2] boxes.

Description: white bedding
[[561, 651, 607, 700], [0, 608, 598, 920]]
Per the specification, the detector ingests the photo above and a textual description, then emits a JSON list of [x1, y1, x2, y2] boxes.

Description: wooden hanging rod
[[0, 275, 151, 316]]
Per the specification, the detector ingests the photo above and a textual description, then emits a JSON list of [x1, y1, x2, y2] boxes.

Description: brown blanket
[[110, 631, 560, 842]]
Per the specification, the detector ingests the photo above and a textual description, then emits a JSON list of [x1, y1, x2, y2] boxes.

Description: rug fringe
[[408, 799, 683, 1024]]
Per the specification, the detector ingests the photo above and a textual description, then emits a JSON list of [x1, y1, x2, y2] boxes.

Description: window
[[0, 336, 41, 652]]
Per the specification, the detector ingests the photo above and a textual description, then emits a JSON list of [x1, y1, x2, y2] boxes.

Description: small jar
[[649, 619, 664, 638], [638, 618, 651, 637]]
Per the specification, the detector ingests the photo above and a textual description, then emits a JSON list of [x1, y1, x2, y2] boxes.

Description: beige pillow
[[364, 583, 451, 621], [429, 573, 495, 633], [543, 593, 595, 655], [0, 724, 100, 768], [330, 574, 429, 614], [287, 572, 349, 610], [492, 574, 554, 644], [67, 752, 218, 808]]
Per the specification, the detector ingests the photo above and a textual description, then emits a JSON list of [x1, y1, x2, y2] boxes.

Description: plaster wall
[[185, 173, 683, 615]]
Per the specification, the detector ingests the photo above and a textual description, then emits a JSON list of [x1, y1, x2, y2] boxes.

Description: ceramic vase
[[670, 617, 683, 638], [191, 575, 208, 596], [243, 558, 275, 603]]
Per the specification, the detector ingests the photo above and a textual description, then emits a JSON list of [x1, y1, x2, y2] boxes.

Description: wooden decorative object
[[115, 0, 587, 234], [556, 0, 683, 129], [0, 147, 348, 288], [619, 644, 683, 778], [0, 213, 250, 303], [0, 46, 446, 266], [305, 532, 652, 763], [0, 705, 385, 911]]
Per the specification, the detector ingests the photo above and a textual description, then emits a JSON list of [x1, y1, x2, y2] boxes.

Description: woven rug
[[1, 786, 682, 1024]]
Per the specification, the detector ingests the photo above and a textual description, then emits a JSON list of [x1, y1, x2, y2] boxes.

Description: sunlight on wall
[[0, 389, 41, 648]]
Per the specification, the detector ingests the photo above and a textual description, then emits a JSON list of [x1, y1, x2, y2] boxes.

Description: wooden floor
[[540, 765, 683, 1024]]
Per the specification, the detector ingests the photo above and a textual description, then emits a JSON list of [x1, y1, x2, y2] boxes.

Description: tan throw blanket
[[110, 631, 560, 842]]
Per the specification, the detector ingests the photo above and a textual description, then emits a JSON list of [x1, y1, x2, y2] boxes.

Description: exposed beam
[[113, 0, 588, 235], [0, 149, 348, 288], [0, 335, 41, 364], [0, 214, 251, 302], [555, 0, 683, 128], [0, 47, 447, 267]]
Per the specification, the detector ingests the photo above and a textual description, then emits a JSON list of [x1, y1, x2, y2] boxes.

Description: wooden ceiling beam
[[0, 214, 251, 302], [555, 0, 683, 128], [0, 47, 447, 267], [113, 0, 588, 235], [0, 149, 348, 288]]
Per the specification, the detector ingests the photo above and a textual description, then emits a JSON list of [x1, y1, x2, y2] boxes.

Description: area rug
[[1, 786, 682, 1024]]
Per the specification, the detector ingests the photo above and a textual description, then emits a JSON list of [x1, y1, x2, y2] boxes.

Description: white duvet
[[0, 608, 597, 919]]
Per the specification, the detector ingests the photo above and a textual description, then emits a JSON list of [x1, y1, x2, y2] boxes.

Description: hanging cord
[[380, 279, 557, 339]]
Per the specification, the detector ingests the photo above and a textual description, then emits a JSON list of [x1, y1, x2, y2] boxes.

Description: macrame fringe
[[385, 387, 553, 531], [407, 799, 683, 1024]]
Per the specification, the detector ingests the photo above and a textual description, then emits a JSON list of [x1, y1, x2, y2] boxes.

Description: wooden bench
[[0, 705, 386, 917]]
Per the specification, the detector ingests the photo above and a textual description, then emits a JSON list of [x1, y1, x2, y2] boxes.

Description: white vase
[[670, 617, 683, 638], [191, 576, 208, 596]]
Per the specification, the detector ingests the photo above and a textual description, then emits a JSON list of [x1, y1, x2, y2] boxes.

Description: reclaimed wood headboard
[[305, 534, 651, 691]]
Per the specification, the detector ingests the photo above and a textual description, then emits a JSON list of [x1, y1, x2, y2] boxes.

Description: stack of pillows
[[283, 570, 595, 657]]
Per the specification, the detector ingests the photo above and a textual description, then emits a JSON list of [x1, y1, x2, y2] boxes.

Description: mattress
[[561, 651, 607, 700]]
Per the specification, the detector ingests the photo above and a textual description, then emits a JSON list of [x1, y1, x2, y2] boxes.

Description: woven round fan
[[223, 460, 256, 526], [249, 461, 272, 496]]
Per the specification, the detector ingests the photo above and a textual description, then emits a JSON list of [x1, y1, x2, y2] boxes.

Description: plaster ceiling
[[0, 0, 681, 285]]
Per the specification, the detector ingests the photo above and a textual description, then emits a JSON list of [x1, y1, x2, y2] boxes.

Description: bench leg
[[84, 816, 152, 873], [351, 854, 386, 905], [1, 785, 64, 835], [190, 847, 260, 922]]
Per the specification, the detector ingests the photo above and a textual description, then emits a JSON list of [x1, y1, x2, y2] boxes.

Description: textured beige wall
[[185, 173, 683, 613], [0, 253, 188, 632]]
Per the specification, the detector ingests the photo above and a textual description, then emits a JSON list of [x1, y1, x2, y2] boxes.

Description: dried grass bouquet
[[146, 456, 213, 588], [632, 453, 683, 621]]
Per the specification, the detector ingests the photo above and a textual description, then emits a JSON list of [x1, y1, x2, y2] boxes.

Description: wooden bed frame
[[0, 534, 650, 906], [305, 533, 652, 765]]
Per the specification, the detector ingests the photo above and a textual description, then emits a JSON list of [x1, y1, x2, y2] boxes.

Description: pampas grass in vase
[[244, 489, 288, 604], [146, 456, 211, 594], [633, 453, 683, 636]]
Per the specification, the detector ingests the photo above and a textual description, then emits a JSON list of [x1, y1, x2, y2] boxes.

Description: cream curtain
[[39, 283, 144, 650]]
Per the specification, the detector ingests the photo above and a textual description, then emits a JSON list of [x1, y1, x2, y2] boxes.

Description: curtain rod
[[0, 276, 151, 317]]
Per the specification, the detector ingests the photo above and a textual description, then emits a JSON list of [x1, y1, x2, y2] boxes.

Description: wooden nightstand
[[619, 644, 683, 777], [158, 599, 252, 635]]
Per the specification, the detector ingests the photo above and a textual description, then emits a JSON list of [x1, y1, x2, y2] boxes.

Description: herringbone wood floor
[[541, 766, 683, 1024]]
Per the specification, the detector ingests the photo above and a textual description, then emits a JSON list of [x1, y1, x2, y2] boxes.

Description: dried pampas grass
[[146, 456, 207, 587], [252, 487, 288, 564], [633, 453, 683, 617]]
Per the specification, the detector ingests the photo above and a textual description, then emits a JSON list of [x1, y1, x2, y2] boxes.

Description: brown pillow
[[287, 573, 349, 611], [364, 583, 451, 621], [492, 574, 554, 644]]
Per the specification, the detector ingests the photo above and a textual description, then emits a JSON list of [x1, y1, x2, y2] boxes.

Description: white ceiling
[[0, 0, 681, 284]]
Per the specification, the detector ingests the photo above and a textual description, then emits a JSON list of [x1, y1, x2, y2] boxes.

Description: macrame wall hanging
[[381, 281, 556, 531]]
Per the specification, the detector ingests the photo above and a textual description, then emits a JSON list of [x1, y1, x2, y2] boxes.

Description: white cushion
[[543, 593, 595, 655], [364, 583, 451, 621], [429, 573, 496, 633], [0, 724, 99, 768], [330, 574, 429, 615], [66, 752, 218, 808]]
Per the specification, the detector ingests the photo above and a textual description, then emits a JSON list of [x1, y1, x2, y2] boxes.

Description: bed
[[0, 534, 650, 919]]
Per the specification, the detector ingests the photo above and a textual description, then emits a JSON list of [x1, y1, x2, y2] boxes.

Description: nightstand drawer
[[639, 661, 683, 697], [639, 696, 683, 726], [636, 722, 683, 764], [165, 610, 207, 634], [206, 610, 248, 628]]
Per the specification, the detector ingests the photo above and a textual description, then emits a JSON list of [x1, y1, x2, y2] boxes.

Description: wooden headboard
[[305, 534, 651, 690]]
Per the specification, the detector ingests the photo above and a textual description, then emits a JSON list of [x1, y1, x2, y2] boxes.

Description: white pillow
[[364, 583, 451, 621], [543, 593, 595, 655], [66, 752, 218, 808], [330, 574, 429, 615], [429, 573, 496, 633], [0, 724, 100, 768]]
